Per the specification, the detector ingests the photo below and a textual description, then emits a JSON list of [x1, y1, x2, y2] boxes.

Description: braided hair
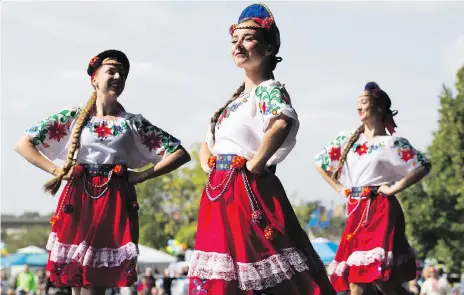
[[43, 92, 97, 195]]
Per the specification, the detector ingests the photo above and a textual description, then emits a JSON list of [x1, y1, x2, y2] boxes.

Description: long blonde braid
[[332, 124, 365, 180], [210, 83, 246, 141], [43, 92, 97, 195]]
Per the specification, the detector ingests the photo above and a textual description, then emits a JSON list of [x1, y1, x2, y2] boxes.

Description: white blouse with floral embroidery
[[314, 130, 430, 188], [25, 106, 181, 169], [205, 79, 299, 166]]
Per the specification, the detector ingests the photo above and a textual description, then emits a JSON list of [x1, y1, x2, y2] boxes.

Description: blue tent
[[1, 253, 49, 267], [311, 238, 338, 264]]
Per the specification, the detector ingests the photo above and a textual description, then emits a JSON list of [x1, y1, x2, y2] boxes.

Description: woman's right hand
[[336, 185, 351, 198], [200, 162, 212, 174]]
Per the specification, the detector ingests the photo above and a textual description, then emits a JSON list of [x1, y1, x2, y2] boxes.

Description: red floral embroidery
[[356, 143, 369, 156], [401, 149, 416, 162], [328, 147, 341, 161], [94, 123, 112, 139], [48, 122, 67, 142], [142, 132, 162, 152], [259, 102, 267, 114]]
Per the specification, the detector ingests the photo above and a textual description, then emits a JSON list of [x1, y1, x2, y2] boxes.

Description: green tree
[[136, 144, 206, 250], [399, 65, 464, 272], [5, 227, 50, 253]]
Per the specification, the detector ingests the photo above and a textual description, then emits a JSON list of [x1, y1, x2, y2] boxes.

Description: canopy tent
[[0, 253, 48, 267], [16, 246, 47, 254], [137, 244, 177, 270], [310, 237, 338, 264]]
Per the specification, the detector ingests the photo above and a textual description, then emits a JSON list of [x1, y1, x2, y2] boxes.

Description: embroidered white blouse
[[314, 129, 430, 188], [25, 106, 181, 169], [205, 79, 299, 166]]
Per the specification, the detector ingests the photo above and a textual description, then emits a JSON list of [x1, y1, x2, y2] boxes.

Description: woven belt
[[214, 154, 276, 173], [81, 164, 119, 176], [349, 186, 379, 199]]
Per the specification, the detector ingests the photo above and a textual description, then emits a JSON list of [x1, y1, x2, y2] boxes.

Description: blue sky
[[1, 1, 464, 215]]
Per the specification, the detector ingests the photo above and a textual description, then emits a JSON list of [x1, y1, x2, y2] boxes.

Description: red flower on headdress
[[261, 17, 274, 29], [229, 24, 237, 35], [48, 122, 67, 142], [89, 56, 100, 67]]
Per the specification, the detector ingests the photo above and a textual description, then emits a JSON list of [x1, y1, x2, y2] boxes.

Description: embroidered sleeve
[[128, 114, 181, 168], [253, 80, 300, 165], [390, 137, 431, 178], [314, 130, 351, 173], [24, 105, 81, 160], [254, 80, 297, 131]]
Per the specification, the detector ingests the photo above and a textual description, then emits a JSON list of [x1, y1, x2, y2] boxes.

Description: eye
[[231, 39, 238, 44]]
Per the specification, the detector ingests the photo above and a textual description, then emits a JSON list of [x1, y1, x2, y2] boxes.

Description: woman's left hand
[[378, 184, 393, 196], [246, 159, 267, 176]]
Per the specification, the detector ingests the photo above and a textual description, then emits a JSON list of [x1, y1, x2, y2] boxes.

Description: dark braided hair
[[332, 125, 364, 180]]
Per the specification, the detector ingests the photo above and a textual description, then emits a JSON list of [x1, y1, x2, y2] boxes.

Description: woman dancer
[[15, 49, 190, 295], [314, 82, 431, 295], [187, 4, 336, 295]]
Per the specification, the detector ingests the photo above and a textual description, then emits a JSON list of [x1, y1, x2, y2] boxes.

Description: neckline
[[359, 133, 389, 141]]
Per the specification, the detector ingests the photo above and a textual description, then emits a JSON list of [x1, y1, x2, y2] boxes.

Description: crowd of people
[[0, 264, 194, 295]]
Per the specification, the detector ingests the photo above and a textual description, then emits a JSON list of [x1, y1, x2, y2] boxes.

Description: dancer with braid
[[187, 4, 335, 295], [314, 82, 431, 295], [15, 49, 190, 295]]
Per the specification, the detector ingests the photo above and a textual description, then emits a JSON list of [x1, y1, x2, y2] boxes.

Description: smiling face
[[91, 58, 126, 100], [231, 20, 272, 72], [357, 90, 385, 124]]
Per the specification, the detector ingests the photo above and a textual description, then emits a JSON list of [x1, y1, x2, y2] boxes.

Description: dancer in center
[[187, 3, 336, 295]]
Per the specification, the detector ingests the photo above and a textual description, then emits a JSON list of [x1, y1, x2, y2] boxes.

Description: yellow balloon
[[173, 240, 180, 246]]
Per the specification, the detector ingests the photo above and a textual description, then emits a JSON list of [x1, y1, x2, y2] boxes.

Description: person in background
[[15, 265, 36, 295], [1, 270, 9, 295], [437, 268, 450, 295]]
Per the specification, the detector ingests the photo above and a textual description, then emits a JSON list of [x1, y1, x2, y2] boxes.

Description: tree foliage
[[398, 66, 464, 272], [136, 144, 206, 250]]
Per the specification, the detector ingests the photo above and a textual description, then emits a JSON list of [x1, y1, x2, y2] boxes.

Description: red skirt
[[45, 166, 139, 288], [328, 191, 416, 292], [188, 156, 335, 295]]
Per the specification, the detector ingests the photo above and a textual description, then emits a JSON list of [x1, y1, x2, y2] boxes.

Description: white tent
[[16, 246, 47, 254], [137, 244, 177, 265]]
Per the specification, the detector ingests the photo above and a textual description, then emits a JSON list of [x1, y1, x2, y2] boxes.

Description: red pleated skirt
[[45, 172, 139, 288], [329, 193, 416, 292], [188, 165, 335, 295]]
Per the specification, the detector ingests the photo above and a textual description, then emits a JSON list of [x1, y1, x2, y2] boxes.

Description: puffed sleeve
[[314, 130, 353, 173], [254, 80, 300, 165], [388, 137, 431, 179], [205, 123, 215, 153], [24, 105, 82, 161], [127, 113, 181, 169]]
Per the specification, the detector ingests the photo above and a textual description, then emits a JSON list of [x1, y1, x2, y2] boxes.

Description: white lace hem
[[187, 247, 310, 291], [46, 232, 138, 268], [328, 247, 415, 276]]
